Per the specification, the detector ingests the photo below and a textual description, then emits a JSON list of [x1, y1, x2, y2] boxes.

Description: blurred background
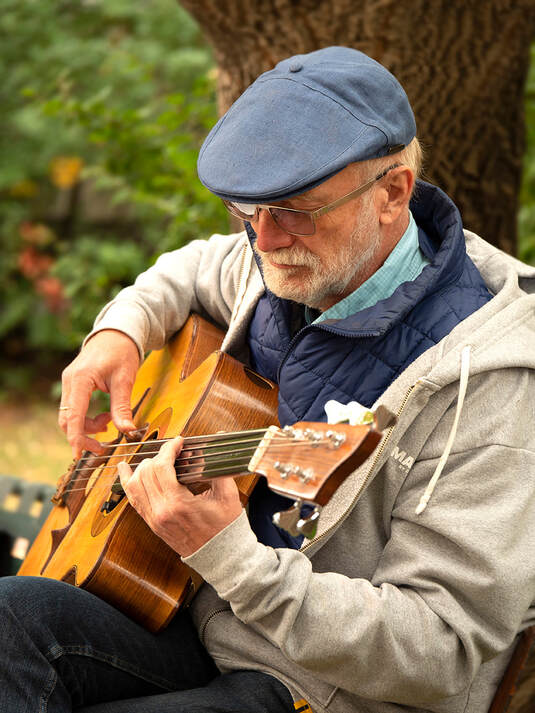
[[1, 1, 534, 485], [1, 1, 228, 482]]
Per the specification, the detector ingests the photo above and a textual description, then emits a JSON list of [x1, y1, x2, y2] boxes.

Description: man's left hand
[[118, 437, 243, 557]]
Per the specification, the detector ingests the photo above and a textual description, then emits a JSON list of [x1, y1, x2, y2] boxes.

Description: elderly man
[[2, 47, 535, 713]]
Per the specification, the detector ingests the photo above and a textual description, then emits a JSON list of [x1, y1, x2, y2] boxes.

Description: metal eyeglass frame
[[223, 163, 400, 236]]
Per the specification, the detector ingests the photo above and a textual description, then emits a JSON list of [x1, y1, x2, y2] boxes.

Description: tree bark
[[180, 0, 535, 255]]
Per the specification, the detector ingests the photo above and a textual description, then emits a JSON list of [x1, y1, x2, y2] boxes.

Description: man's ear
[[378, 167, 415, 226]]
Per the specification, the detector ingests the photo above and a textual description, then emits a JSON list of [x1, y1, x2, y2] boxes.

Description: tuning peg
[[272, 502, 322, 539], [296, 507, 321, 539], [272, 500, 302, 536]]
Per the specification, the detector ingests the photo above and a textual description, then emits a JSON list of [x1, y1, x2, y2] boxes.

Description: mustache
[[254, 244, 321, 268]]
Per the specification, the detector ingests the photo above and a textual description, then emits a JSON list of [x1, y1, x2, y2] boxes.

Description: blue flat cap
[[197, 46, 416, 203]]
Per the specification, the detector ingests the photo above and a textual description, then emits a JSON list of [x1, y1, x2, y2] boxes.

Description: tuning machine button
[[303, 428, 323, 446], [272, 501, 322, 539], [324, 430, 346, 448], [296, 507, 321, 539], [273, 462, 315, 483], [272, 500, 302, 535]]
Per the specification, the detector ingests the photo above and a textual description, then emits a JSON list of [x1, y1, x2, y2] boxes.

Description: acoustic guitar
[[18, 314, 389, 632]]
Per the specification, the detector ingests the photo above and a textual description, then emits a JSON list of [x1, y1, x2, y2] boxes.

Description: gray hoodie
[[91, 230, 535, 713]]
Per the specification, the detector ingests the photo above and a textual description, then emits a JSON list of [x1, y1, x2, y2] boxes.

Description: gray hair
[[354, 137, 424, 194]]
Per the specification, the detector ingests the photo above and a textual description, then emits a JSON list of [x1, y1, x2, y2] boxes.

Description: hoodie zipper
[[301, 381, 419, 554], [237, 243, 248, 291], [228, 243, 250, 329]]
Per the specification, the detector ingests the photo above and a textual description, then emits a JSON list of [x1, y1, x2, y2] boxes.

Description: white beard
[[253, 198, 381, 309]]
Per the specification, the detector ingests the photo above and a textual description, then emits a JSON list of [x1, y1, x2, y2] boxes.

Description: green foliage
[[518, 44, 535, 264], [0, 0, 228, 392]]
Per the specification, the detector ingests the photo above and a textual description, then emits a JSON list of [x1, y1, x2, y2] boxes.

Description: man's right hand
[[59, 329, 141, 458]]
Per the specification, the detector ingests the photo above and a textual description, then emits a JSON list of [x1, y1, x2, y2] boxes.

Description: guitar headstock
[[249, 418, 386, 508]]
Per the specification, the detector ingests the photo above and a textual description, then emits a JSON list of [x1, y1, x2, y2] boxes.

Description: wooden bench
[[489, 626, 535, 713], [0, 474, 55, 576]]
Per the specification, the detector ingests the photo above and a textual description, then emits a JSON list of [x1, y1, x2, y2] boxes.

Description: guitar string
[[77, 429, 271, 457], [75, 434, 269, 464], [59, 439, 346, 494], [65, 465, 254, 494], [65, 439, 340, 481], [74, 420, 358, 460], [74, 435, 338, 470], [64, 462, 320, 494], [68, 431, 346, 474]]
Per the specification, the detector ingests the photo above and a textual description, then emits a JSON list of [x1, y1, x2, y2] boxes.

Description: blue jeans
[[0, 576, 294, 713]]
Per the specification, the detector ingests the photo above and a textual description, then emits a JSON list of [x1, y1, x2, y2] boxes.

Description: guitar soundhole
[[91, 430, 161, 536], [99, 489, 124, 515], [103, 431, 160, 515], [243, 367, 275, 390]]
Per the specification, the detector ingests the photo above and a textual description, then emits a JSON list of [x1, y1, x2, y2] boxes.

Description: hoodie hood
[[416, 231, 535, 391]]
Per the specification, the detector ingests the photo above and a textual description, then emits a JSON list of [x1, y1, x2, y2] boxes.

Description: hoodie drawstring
[[415, 345, 472, 515]]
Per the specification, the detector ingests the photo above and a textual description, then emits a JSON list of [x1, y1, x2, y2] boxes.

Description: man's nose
[[254, 209, 295, 253]]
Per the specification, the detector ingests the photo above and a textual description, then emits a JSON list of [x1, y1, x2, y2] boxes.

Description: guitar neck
[[174, 428, 268, 484]]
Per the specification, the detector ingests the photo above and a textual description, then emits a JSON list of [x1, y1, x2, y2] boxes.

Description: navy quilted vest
[[247, 182, 491, 421], [245, 182, 492, 547]]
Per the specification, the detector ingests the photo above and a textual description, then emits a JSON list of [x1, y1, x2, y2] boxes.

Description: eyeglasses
[[222, 164, 400, 237]]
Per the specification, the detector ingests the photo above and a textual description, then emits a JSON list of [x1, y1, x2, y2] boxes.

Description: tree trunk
[[180, 0, 535, 255]]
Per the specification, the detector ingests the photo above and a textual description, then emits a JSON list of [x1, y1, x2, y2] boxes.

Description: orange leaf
[[49, 156, 84, 189]]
